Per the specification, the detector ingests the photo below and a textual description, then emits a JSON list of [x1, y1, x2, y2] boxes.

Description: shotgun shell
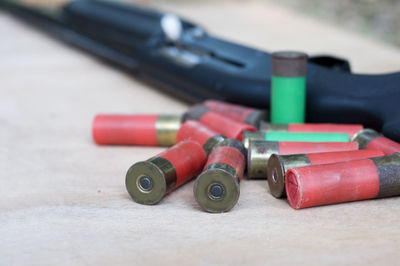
[[247, 140, 359, 179], [260, 122, 363, 139], [125, 140, 206, 205], [176, 120, 227, 155], [243, 131, 349, 150], [184, 104, 257, 141], [268, 149, 385, 198], [352, 128, 400, 155], [93, 114, 182, 146], [194, 139, 246, 213], [203, 100, 268, 127], [270, 51, 308, 123], [286, 152, 400, 209]]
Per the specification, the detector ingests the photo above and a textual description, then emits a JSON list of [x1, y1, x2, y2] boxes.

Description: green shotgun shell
[[243, 131, 349, 150], [194, 139, 246, 213], [270, 51, 308, 123]]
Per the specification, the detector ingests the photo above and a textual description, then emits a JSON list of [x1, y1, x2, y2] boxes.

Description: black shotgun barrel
[[1, 0, 400, 141]]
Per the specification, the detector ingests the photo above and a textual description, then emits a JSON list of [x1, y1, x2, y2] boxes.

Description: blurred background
[[272, 0, 400, 47], [17, 0, 400, 47]]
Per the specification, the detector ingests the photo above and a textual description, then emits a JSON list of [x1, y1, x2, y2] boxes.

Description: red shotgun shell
[[268, 149, 385, 198], [203, 100, 268, 127], [260, 122, 363, 139], [194, 138, 246, 212], [176, 120, 226, 154], [92, 114, 182, 146], [184, 104, 257, 141], [352, 128, 400, 155], [286, 152, 400, 209], [247, 140, 359, 178], [125, 140, 207, 205]]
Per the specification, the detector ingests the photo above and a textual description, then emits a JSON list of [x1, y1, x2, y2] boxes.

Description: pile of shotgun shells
[[92, 99, 400, 213]]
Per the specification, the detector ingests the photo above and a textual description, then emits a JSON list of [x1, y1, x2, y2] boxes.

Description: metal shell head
[[125, 158, 175, 205], [242, 131, 264, 150], [216, 138, 246, 158], [203, 135, 227, 155], [244, 110, 269, 128], [194, 168, 240, 213], [182, 104, 209, 121], [371, 152, 400, 198], [267, 154, 287, 198], [267, 153, 310, 198], [351, 128, 380, 149], [247, 140, 279, 179], [259, 122, 289, 132], [156, 114, 183, 146]]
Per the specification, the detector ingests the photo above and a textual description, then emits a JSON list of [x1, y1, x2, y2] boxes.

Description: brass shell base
[[247, 140, 279, 178], [194, 169, 240, 213], [267, 154, 287, 198], [267, 154, 311, 198], [351, 128, 380, 149], [125, 161, 167, 205], [245, 110, 269, 128]]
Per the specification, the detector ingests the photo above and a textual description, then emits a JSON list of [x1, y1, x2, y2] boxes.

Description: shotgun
[[1, 0, 400, 141]]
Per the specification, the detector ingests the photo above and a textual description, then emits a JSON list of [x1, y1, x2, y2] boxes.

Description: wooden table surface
[[1, 1, 400, 265]]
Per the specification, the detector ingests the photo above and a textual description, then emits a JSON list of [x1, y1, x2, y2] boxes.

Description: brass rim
[[194, 169, 240, 213], [215, 138, 246, 158], [259, 123, 289, 132], [371, 153, 400, 198], [351, 128, 380, 149], [267, 154, 286, 198], [203, 135, 227, 155], [242, 131, 264, 150], [247, 140, 279, 179], [182, 104, 209, 121], [244, 110, 268, 128], [156, 115, 182, 146], [268, 153, 311, 198], [126, 159, 176, 205]]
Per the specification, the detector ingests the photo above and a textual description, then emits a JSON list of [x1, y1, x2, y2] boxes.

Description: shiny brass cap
[[351, 128, 381, 149], [267, 154, 310, 198], [216, 138, 247, 158], [259, 122, 289, 132], [242, 131, 265, 150], [244, 110, 269, 128], [370, 152, 400, 198], [203, 135, 227, 155], [194, 167, 240, 213], [182, 104, 209, 121], [247, 140, 279, 179], [125, 157, 176, 205], [156, 114, 183, 146]]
